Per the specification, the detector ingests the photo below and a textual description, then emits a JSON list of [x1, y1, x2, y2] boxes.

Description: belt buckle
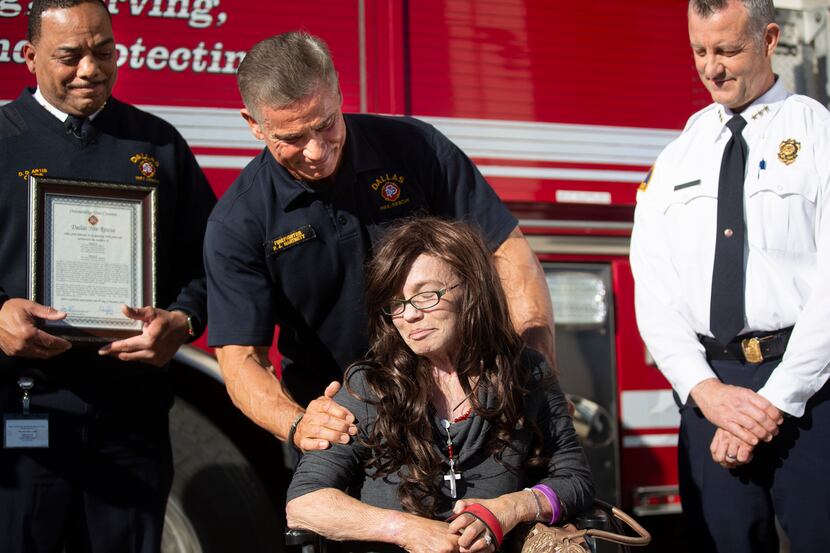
[[741, 336, 765, 364]]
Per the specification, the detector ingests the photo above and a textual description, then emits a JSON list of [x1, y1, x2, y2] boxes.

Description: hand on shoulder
[[294, 381, 358, 452]]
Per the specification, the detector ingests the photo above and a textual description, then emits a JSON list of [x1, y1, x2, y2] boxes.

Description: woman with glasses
[[286, 217, 593, 553]]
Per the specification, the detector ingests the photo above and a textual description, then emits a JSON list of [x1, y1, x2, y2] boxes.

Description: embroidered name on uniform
[[130, 154, 160, 181], [17, 167, 48, 181], [777, 139, 800, 166], [674, 179, 701, 191], [268, 225, 316, 255]]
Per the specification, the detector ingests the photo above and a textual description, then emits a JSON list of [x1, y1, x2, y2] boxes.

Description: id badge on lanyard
[[3, 377, 49, 449]]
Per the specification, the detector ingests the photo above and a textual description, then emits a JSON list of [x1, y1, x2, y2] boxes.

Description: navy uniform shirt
[[205, 114, 517, 405]]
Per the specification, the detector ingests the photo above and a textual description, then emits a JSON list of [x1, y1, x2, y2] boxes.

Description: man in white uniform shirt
[[630, 0, 830, 551]]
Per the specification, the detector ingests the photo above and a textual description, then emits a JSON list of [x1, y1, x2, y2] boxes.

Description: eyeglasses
[[382, 284, 460, 316]]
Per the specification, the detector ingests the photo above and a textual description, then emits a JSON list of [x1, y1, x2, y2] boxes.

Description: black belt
[[699, 327, 793, 363]]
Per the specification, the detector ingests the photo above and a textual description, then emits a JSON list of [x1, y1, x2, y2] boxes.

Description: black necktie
[[65, 115, 90, 141], [710, 115, 748, 345]]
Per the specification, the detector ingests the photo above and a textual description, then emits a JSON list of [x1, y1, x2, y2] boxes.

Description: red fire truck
[[2, 0, 828, 550]]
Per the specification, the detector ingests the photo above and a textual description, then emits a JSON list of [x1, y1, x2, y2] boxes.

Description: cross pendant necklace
[[441, 418, 462, 498]]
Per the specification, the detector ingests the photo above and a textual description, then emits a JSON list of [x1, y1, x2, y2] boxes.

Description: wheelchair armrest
[[285, 528, 318, 546], [285, 528, 330, 552], [574, 507, 610, 530]]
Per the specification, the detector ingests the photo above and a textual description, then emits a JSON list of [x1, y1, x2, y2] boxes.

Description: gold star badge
[[777, 139, 800, 165]]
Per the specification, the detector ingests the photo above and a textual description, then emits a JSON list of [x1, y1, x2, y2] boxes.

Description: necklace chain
[[441, 418, 462, 498], [435, 382, 474, 419], [434, 378, 478, 498]]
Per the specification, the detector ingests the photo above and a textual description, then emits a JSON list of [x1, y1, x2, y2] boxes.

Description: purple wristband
[[532, 484, 561, 525]]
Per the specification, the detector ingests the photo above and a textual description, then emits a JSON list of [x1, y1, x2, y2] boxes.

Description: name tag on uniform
[[673, 179, 701, 191], [266, 225, 317, 257], [3, 414, 49, 448]]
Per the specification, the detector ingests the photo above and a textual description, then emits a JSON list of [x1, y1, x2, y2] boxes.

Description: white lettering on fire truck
[[0, 36, 245, 74], [115, 38, 245, 74]]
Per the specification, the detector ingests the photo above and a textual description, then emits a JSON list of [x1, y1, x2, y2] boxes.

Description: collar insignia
[[777, 139, 800, 166], [751, 105, 770, 120], [130, 154, 159, 181], [267, 225, 317, 256], [18, 167, 48, 181]]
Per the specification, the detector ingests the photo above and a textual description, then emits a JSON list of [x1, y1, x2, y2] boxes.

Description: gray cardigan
[[287, 349, 594, 549]]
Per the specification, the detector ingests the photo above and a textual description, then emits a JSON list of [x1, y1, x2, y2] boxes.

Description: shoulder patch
[[638, 166, 654, 192]]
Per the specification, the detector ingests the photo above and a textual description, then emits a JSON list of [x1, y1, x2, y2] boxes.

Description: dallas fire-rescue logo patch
[[371, 173, 410, 210], [88, 214, 99, 226], [130, 154, 160, 181], [381, 182, 401, 202]]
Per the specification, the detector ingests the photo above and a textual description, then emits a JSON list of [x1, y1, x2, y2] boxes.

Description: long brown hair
[[353, 217, 538, 517]]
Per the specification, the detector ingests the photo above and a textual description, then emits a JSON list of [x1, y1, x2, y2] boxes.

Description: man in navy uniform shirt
[[0, 1, 215, 550], [204, 32, 556, 453]]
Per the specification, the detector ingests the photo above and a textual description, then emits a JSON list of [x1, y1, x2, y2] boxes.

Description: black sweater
[[0, 88, 216, 410]]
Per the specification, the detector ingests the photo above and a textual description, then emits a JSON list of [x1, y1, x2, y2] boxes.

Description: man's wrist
[[689, 377, 719, 404], [171, 309, 197, 342], [287, 412, 304, 451]]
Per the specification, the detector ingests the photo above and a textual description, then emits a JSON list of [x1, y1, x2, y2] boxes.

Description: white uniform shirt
[[630, 79, 830, 417]]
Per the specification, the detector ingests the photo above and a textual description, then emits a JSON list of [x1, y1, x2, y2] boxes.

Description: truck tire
[[162, 398, 284, 553]]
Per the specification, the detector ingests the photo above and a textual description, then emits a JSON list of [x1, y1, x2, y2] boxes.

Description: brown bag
[[517, 499, 651, 553]]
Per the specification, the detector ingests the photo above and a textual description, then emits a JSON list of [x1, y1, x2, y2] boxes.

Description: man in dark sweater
[[0, 1, 216, 551]]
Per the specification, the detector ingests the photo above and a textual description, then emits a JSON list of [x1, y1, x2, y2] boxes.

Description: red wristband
[[448, 503, 504, 548]]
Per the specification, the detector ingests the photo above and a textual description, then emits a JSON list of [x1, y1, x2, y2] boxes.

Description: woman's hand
[[448, 510, 495, 553], [450, 493, 533, 553], [396, 514, 460, 553]]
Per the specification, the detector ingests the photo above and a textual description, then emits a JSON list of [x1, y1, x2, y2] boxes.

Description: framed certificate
[[28, 176, 158, 342]]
